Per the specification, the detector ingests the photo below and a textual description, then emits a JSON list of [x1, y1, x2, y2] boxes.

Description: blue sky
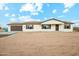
[[0, 3, 79, 27]]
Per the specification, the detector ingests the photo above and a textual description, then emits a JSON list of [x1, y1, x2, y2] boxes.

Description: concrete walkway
[[0, 32, 16, 37]]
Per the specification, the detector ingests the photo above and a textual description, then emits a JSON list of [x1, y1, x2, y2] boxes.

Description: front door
[[55, 24, 59, 31]]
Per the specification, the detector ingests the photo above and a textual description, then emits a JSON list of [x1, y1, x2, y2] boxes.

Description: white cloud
[[64, 3, 75, 9], [5, 13, 16, 17], [44, 17, 48, 20], [11, 14, 16, 17], [4, 6, 9, 10], [20, 3, 43, 16], [63, 9, 69, 13], [35, 3, 43, 11], [52, 9, 57, 14], [20, 3, 34, 12], [0, 3, 9, 10], [9, 15, 41, 23], [5, 13, 9, 17], [19, 16, 31, 22], [63, 3, 76, 13], [0, 4, 5, 10], [19, 16, 40, 22], [9, 18, 17, 22], [31, 12, 38, 16]]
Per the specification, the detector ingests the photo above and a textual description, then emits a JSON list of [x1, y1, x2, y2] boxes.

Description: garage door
[[11, 26, 22, 31]]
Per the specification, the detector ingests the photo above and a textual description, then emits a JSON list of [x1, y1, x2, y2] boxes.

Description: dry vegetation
[[0, 32, 79, 56], [73, 27, 79, 32]]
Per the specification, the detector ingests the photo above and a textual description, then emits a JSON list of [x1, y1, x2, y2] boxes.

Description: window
[[64, 24, 71, 29], [26, 25, 33, 29], [42, 24, 51, 29]]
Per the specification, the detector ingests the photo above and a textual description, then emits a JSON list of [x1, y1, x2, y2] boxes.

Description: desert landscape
[[0, 32, 79, 56]]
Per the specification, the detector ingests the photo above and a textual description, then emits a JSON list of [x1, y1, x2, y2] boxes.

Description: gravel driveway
[[0, 32, 16, 37]]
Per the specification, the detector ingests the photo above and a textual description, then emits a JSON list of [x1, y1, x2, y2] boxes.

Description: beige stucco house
[[8, 18, 74, 32]]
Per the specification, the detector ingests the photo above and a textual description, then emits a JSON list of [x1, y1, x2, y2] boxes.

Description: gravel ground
[[0, 32, 79, 56]]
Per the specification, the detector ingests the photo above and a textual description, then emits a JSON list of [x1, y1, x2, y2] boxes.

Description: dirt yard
[[0, 32, 79, 56]]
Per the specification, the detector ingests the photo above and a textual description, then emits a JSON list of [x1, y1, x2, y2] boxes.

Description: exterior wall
[[22, 25, 26, 32], [59, 24, 73, 32], [9, 24, 73, 32], [51, 24, 55, 31], [18, 24, 74, 32], [59, 24, 64, 31], [22, 24, 42, 32], [33, 25, 41, 31], [23, 24, 57, 32], [8, 25, 11, 32], [63, 24, 73, 32], [8, 25, 22, 32], [41, 24, 56, 31]]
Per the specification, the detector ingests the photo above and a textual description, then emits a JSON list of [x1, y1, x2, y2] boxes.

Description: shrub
[[3, 27, 8, 32]]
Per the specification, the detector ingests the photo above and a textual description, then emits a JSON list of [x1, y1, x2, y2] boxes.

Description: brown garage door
[[11, 26, 22, 31]]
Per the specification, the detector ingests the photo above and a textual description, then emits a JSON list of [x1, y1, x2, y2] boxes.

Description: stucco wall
[[8, 25, 11, 32], [22, 24, 73, 32], [22, 25, 26, 32], [34, 25, 41, 31], [63, 24, 73, 32], [23, 25, 41, 32], [51, 25, 55, 31], [59, 24, 73, 32], [8, 23, 73, 32], [42, 20, 64, 24], [23, 24, 56, 32]]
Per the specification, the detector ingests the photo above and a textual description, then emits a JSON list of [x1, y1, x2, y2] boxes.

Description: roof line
[[42, 18, 74, 24], [8, 18, 74, 25]]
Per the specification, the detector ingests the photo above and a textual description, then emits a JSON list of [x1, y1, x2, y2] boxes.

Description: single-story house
[[8, 18, 74, 32]]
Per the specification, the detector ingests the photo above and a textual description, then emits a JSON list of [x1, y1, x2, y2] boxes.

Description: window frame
[[42, 24, 51, 29], [64, 24, 71, 29], [26, 24, 33, 29]]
